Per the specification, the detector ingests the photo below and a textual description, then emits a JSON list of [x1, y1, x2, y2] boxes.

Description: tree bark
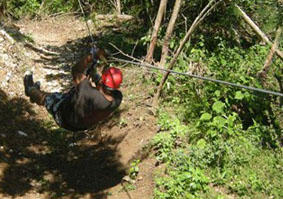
[[159, 0, 182, 68], [96, 14, 134, 21], [116, 0, 121, 15], [153, 0, 221, 107], [145, 0, 168, 63], [258, 27, 282, 81], [235, 4, 283, 60]]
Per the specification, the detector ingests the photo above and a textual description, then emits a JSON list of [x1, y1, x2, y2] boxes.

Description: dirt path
[[0, 16, 157, 199]]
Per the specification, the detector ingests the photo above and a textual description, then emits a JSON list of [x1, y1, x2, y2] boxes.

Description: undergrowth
[[152, 41, 283, 199]]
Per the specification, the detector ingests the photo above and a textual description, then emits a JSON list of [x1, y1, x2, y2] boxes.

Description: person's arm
[[72, 54, 92, 85], [72, 48, 108, 85]]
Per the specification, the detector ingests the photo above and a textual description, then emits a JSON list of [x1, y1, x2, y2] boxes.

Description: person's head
[[101, 67, 123, 92]]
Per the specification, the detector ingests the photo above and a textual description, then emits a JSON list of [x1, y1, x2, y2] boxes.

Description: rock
[[17, 131, 28, 137], [122, 175, 136, 184], [5, 71, 12, 82]]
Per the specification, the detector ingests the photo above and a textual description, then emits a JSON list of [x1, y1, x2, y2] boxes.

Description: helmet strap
[[102, 83, 115, 94]]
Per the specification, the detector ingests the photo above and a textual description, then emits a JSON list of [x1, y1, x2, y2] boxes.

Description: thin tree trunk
[[145, 0, 168, 63], [160, 0, 182, 68], [258, 27, 282, 82], [153, 0, 221, 107], [235, 4, 283, 60], [116, 0, 121, 15]]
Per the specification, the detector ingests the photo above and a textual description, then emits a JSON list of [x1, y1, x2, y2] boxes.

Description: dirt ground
[[0, 16, 158, 199]]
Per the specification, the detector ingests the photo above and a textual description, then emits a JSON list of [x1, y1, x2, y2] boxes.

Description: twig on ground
[[121, 181, 133, 199], [0, 29, 15, 44], [48, 11, 80, 18], [24, 42, 60, 56]]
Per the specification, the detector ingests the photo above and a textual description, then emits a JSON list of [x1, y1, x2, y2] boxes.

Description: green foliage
[[153, 32, 282, 198], [129, 159, 140, 180], [6, 0, 41, 18], [153, 111, 282, 198]]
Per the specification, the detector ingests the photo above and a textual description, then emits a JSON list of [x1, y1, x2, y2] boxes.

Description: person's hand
[[90, 46, 99, 62]]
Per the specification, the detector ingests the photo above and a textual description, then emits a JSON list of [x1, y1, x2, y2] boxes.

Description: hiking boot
[[24, 71, 40, 96]]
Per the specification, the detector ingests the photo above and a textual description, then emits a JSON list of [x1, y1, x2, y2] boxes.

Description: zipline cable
[[77, 0, 95, 43], [110, 57, 283, 98]]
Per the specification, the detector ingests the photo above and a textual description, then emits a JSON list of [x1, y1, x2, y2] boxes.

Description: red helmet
[[102, 67, 123, 89]]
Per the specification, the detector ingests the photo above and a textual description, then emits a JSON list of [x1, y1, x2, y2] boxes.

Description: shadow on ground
[[0, 88, 126, 199]]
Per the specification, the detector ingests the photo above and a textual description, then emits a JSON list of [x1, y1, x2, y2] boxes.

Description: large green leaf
[[200, 113, 212, 121], [212, 101, 225, 113], [235, 91, 244, 100]]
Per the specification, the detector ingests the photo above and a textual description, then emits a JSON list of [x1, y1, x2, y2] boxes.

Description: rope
[[110, 57, 283, 98], [77, 0, 95, 43]]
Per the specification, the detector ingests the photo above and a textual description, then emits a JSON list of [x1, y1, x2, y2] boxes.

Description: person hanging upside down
[[23, 47, 123, 132]]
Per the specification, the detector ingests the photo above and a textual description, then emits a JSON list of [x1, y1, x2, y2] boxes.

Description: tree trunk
[[145, 0, 168, 64], [96, 14, 134, 21], [258, 27, 282, 82], [116, 0, 121, 15], [235, 4, 283, 60], [153, 0, 221, 107], [159, 0, 182, 68]]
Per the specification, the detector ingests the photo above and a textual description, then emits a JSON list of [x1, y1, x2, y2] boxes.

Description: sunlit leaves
[[200, 113, 212, 121], [212, 101, 225, 113]]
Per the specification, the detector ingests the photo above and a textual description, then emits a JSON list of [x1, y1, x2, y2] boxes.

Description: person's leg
[[24, 71, 50, 106], [24, 71, 66, 127], [29, 89, 50, 105]]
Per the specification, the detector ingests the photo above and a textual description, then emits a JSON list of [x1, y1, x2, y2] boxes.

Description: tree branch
[[258, 27, 282, 82], [0, 29, 15, 44], [235, 4, 283, 60], [153, 0, 221, 107]]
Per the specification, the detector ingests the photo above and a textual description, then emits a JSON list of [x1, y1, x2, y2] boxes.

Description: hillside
[[0, 16, 158, 199]]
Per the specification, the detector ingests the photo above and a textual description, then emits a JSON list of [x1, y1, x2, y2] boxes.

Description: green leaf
[[200, 113, 212, 121], [235, 91, 244, 100], [197, 139, 207, 149], [220, 59, 227, 65], [215, 90, 221, 97], [208, 129, 217, 138], [213, 116, 226, 127], [212, 101, 225, 113]]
